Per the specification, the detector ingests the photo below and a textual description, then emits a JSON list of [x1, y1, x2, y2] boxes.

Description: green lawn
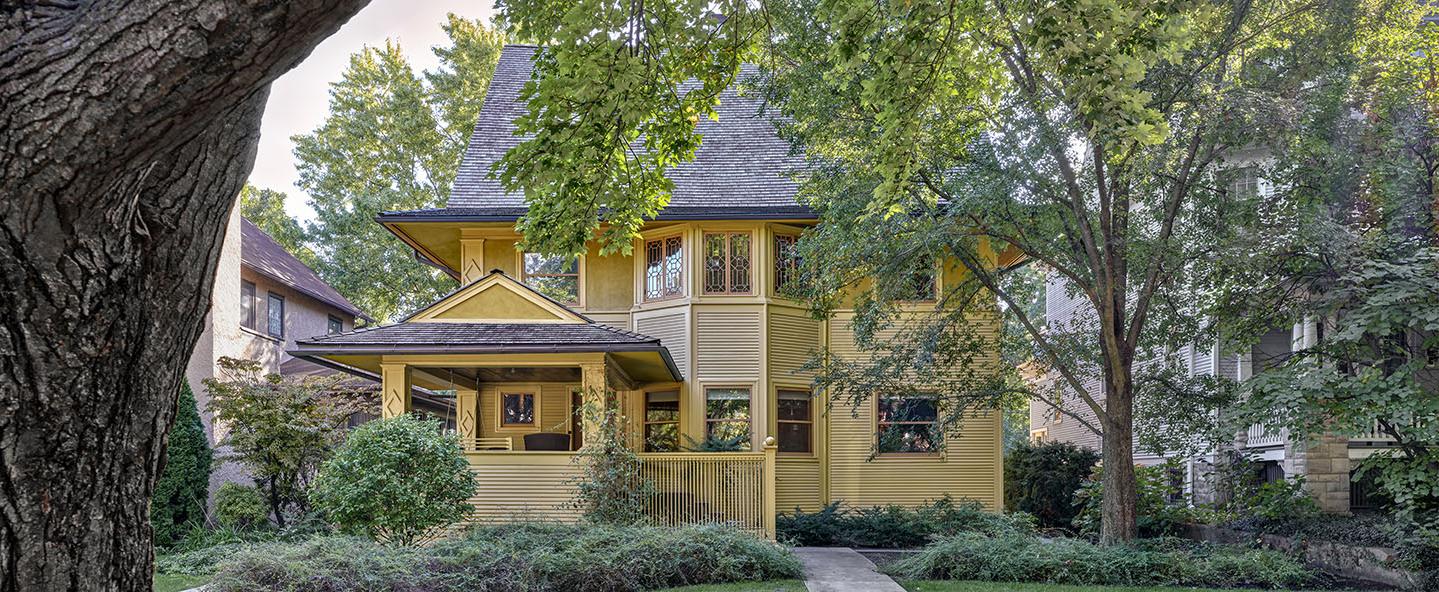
[[902, 582, 1371, 592], [153, 573, 206, 592], [657, 581, 807, 592]]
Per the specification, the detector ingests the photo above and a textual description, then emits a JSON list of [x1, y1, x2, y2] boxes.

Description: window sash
[[522, 253, 581, 303], [500, 392, 536, 426], [777, 389, 812, 454], [643, 391, 680, 452], [877, 394, 939, 453], [266, 293, 285, 338], [703, 232, 752, 294], [901, 257, 938, 302], [644, 235, 684, 300], [327, 315, 343, 335], [704, 387, 752, 450], [240, 281, 256, 329], [774, 234, 800, 293]]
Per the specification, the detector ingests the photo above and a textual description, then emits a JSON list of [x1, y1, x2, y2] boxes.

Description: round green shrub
[[310, 414, 477, 545], [1003, 439, 1098, 529], [214, 482, 269, 529], [151, 381, 214, 548]]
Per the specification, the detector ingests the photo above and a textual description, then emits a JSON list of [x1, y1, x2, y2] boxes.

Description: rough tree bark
[[0, 2, 368, 590]]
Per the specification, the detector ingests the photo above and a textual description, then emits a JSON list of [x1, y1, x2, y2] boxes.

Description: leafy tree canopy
[[294, 14, 505, 321], [238, 184, 315, 266]]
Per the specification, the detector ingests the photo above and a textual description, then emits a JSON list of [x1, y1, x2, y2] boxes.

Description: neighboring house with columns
[[1027, 167, 1399, 513], [289, 44, 1010, 538]]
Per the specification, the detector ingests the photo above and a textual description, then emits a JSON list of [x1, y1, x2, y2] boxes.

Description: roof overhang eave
[[290, 342, 684, 382]]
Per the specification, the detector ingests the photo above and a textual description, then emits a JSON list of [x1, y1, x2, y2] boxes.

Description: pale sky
[[248, 0, 497, 223]]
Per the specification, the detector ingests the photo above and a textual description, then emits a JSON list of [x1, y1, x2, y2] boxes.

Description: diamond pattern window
[[644, 235, 684, 301], [703, 232, 752, 294], [774, 234, 801, 294]]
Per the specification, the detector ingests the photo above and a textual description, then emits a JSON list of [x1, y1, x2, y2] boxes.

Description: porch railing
[[459, 437, 514, 451], [1246, 423, 1288, 448], [636, 438, 777, 539]]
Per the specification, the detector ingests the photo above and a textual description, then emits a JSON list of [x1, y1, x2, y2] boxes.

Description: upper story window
[[1229, 166, 1260, 199], [644, 235, 684, 301], [327, 315, 343, 335], [266, 293, 285, 339], [877, 393, 939, 454], [643, 390, 680, 452], [774, 234, 801, 294], [523, 253, 580, 304], [703, 232, 752, 294], [704, 387, 752, 451], [240, 281, 257, 330], [900, 257, 938, 302], [777, 389, 813, 454]]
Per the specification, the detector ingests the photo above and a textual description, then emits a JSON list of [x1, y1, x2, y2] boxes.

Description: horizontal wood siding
[[826, 313, 1003, 510], [464, 453, 581, 523], [585, 312, 631, 330], [776, 457, 823, 512], [769, 311, 819, 381], [696, 309, 762, 380], [636, 311, 689, 375]]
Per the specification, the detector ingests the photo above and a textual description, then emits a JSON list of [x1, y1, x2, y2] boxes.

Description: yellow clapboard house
[[291, 45, 1004, 539]]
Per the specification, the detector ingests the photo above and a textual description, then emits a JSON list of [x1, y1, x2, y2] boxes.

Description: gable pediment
[[408, 271, 587, 324]]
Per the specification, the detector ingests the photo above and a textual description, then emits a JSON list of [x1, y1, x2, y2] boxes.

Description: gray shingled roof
[[241, 218, 370, 321], [379, 44, 811, 222], [294, 322, 658, 351]]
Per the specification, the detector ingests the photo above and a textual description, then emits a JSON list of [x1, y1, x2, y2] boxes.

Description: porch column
[[579, 361, 608, 446], [380, 362, 412, 418], [456, 386, 479, 450]]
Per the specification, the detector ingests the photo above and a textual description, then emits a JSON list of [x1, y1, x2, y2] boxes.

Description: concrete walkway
[[793, 547, 906, 592]]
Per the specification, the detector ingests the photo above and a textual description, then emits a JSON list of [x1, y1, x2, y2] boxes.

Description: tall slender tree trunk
[[1099, 375, 1139, 544], [0, 2, 367, 590]]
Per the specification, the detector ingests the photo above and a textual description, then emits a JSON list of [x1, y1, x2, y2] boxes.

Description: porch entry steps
[[794, 547, 905, 592]]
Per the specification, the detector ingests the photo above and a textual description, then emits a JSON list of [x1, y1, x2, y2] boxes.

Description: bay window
[[644, 235, 684, 300], [703, 232, 752, 294]]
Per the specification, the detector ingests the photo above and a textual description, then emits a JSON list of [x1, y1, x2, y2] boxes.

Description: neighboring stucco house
[[290, 44, 1007, 538], [1027, 171, 1399, 514]]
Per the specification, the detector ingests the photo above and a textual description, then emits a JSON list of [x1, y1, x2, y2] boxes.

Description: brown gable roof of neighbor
[[377, 44, 812, 223], [240, 218, 371, 322]]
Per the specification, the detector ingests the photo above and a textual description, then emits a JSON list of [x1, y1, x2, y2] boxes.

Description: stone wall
[[1287, 432, 1351, 513]]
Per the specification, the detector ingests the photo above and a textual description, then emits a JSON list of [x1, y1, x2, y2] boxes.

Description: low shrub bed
[[777, 497, 1034, 548], [206, 523, 801, 592], [886, 533, 1317, 590]]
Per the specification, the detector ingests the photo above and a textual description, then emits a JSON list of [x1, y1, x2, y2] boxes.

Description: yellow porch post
[[763, 436, 778, 540], [456, 386, 478, 450], [379, 363, 412, 418], [578, 361, 607, 446]]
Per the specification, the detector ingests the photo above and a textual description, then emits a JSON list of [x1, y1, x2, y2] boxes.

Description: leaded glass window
[[774, 234, 800, 294], [702, 232, 752, 294], [644, 235, 684, 300]]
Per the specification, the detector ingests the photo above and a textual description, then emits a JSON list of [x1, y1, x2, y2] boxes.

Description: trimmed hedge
[[207, 523, 800, 592], [886, 533, 1317, 589], [777, 497, 1033, 548]]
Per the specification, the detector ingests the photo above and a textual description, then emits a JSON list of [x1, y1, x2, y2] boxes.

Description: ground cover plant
[[777, 498, 1034, 548], [206, 523, 800, 592], [886, 533, 1315, 589]]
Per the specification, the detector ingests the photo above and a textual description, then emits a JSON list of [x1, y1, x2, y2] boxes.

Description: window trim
[[702, 385, 754, 451], [776, 388, 814, 456], [875, 392, 941, 457], [240, 280, 257, 330], [265, 292, 285, 339], [496, 389, 540, 432], [642, 233, 686, 302], [701, 231, 754, 295], [642, 390, 681, 453], [520, 252, 584, 305], [327, 314, 344, 335]]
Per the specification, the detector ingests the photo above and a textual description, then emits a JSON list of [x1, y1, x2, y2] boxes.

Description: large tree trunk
[[0, 2, 367, 590], [1099, 377, 1138, 544]]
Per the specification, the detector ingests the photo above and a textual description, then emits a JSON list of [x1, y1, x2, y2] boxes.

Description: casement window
[[901, 257, 938, 302], [876, 393, 940, 454], [1229, 166, 1260, 199], [702, 232, 752, 294], [240, 281, 257, 330], [704, 387, 752, 450], [523, 253, 580, 304], [266, 293, 285, 338], [500, 392, 536, 427], [773, 234, 801, 294], [327, 315, 343, 335], [776, 389, 813, 454], [644, 235, 684, 301], [643, 390, 680, 452]]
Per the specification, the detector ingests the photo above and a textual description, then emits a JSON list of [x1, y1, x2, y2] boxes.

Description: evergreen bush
[[150, 382, 213, 548], [1003, 440, 1099, 529], [310, 414, 476, 545], [214, 482, 269, 529], [777, 497, 1033, 548]]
